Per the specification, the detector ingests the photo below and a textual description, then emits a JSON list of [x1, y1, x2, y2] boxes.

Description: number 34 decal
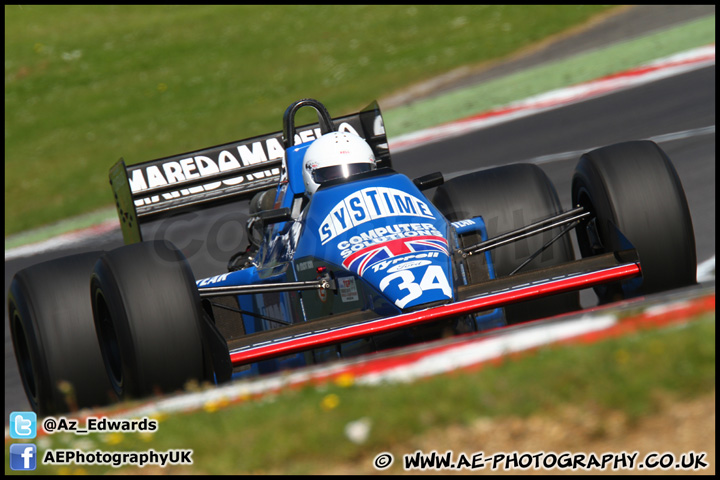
[[379, 265, 452, 309]]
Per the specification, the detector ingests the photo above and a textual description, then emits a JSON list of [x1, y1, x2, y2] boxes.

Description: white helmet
[[302, 131, 376, 196]]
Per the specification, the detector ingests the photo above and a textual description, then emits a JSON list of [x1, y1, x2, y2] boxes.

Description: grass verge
[[6, 311, 714, 475], [5, 5, 620, 236], [385, 15, 716, 135]]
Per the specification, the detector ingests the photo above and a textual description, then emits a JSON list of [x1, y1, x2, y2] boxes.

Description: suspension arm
[[460, 207, 590, 258], [198, 278, 335, 298]]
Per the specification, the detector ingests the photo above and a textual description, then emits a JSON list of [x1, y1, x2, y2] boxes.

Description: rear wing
[[110, 100, 390, 244]]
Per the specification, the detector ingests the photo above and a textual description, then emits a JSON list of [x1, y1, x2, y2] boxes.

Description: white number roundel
[[379, 265, 451, 309]]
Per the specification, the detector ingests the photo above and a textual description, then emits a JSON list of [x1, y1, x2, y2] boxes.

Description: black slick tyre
[[433, 163, 579, 324], [571, 140, 696, 302], [90, 240, 206, 401], [9, 252, 114, 415]]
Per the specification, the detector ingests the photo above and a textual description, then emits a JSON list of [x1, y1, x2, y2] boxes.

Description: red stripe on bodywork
[[230, 263, 641, 366]]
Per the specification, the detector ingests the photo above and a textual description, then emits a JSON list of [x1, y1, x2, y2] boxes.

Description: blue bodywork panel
[[195, 138, 506, 379]]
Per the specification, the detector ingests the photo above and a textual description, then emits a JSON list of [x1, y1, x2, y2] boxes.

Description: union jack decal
[[342, 235, 449, 275]]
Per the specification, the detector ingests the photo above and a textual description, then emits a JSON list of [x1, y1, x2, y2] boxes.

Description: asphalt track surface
[[4, 6, 715, 418]]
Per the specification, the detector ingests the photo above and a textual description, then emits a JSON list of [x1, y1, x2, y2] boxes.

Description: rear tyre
[[9, 252, 114, 415], [433, 163, 579, 324], [249, 187, 277, 214], [90, 240, 206, 401], [572, 140, 696, 302]]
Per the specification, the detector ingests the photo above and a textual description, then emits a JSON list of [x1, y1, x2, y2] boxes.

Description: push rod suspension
[[461, 207, 590, 258]]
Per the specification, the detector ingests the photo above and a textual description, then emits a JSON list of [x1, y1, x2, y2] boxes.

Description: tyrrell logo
[[342, 236, 448, 275]]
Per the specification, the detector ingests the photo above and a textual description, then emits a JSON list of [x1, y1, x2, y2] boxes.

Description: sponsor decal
[[196, 273, 231, 286], [371, 252, 439, 273], [319, 188, 435, 244], [129, 121, 364, 196], [451, 219, 476, 228], [342, 235, 448, 276], [129, 121, 367, 208], [338, 276, 360, 303], [296, 122, 360, 145], [296, 260, 314, 272], [262, 300, 285, 323], [337, 223, 442, 258], [133, 167, 282, 207], [387, 259, 432, 273], [129, 139, 286, 194]]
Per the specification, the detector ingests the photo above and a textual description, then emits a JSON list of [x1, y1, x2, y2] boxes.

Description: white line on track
[[443, 124, 716, 181], [697, 256, 716, 283], [389, 45, 715, 153]]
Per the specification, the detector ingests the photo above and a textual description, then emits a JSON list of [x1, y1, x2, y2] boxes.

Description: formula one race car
[[9, 98, 697, 415]]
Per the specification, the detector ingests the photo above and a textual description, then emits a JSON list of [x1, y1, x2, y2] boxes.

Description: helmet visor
[[312, 163, 375, 185]]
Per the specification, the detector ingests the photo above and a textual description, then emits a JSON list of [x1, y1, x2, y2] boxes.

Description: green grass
[[386, 14, 716, 135], [7, 312, 715, 475], [5, 5, 619, 236]]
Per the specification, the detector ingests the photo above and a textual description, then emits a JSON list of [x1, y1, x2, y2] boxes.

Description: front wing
[[227, 251, 640, 367]]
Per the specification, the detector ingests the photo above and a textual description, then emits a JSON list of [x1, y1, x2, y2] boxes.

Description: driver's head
[[302, 131, 376, 196]]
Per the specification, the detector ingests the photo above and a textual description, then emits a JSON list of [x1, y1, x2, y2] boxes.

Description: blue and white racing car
[[9, 98, 697, 415]]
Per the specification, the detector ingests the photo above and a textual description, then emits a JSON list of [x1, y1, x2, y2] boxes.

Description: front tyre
[[572, 140, 696, 302], [91, 240, 206, 401], [433, 163, 579, 324]]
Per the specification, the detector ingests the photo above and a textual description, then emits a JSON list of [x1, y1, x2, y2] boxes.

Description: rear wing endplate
[[109, 101, 390, 244]]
